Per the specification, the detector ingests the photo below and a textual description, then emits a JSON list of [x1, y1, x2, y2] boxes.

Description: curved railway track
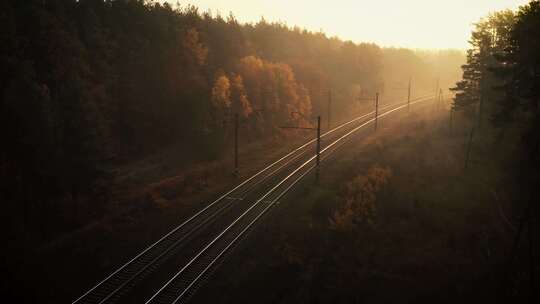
[[73, 95, 434, 304], [144, 96, 435, 304]]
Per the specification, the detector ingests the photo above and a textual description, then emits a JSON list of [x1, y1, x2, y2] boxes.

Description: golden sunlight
[[178, 0, 529, 49]]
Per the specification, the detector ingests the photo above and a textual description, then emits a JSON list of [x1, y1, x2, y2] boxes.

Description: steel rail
[[73, 94, 433, 304], [72, 102, 366, 303], [144, 95, 435, 304]]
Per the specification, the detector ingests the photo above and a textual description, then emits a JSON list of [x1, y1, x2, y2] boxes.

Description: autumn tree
[[0, 0, 447, 245], [329, 166, 392, 232], [236, 56, 312, 132]]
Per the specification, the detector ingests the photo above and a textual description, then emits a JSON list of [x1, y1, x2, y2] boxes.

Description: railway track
[[143, 96, 435, 304], [72, 95, 434, 304]]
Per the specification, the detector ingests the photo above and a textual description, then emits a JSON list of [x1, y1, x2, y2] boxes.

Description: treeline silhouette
[[452, 1, 539, 195], [0, 0, 461, 245], [451, 2, 539, 297]]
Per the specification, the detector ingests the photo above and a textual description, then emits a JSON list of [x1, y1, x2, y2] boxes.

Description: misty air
[[1, 1, 539, 303]]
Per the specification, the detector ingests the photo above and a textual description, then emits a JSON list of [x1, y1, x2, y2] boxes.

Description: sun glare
[[178, 0, 529, 49]]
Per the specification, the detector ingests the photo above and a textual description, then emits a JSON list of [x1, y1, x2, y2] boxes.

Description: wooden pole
[[450, 107, 454, 134], [375, 93, 379, 131], [234, 113, 239, 175], [328, 90, 332, 130], [407, 77, 411, 112], [465, 125, 475, 169], [316, 115, 321, 182]]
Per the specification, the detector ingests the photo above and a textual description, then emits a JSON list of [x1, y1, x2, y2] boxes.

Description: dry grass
[[193, 101, 515, 304]]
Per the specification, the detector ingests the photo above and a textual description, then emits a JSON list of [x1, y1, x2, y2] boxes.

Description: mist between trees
[[0, 0, 464, 243]]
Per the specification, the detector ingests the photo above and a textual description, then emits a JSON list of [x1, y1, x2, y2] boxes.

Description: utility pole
[[478, 92, 484, 128], [280, 114, 321, 182], [375, 92, 379, 131], [316, 115, 321, 182], [435, 77, 440, 111], [407, 77, 412, 112], [357, 92, 380, 131], [234, 113, 239, 176], [438, 89, 443, 111], [435, 77, 440, 98], [327, 90, 332, 130], [464, 125, 475, 169], [449, 106, 454, 134]]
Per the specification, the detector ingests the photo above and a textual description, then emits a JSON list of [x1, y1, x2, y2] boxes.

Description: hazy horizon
[[159, 0, 530, 49], [4, 1, 540, 303]]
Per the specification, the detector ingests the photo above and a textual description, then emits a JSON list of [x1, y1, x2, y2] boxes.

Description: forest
[[4, 0, 540, 303], [0, 0, 461, 245], [451, 3, 539, 231]]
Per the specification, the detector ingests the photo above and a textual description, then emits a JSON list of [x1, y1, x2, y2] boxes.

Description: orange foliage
[[236, 56, 312, 128], [229, 73, 253, 118], [211, 75, 231, 109], [329, 166, 392, 231], [146, 163, 217, 208], [183, 28, 208, 66], [211, 72, 253, 121]]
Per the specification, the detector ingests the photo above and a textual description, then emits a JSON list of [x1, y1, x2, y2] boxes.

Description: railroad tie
[[225, 196, 244, 201]]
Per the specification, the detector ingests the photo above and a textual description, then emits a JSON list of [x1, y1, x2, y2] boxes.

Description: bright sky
[[162, 0, 530, 49]]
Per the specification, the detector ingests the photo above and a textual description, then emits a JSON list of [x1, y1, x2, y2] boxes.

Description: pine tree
[[451, 11, 515, 124]]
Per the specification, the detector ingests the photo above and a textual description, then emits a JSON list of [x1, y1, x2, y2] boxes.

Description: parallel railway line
[[73, 95, 434, 304]]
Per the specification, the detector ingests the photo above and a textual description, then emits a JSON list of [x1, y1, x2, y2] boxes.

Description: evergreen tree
[[451, 11, 515, 124]]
